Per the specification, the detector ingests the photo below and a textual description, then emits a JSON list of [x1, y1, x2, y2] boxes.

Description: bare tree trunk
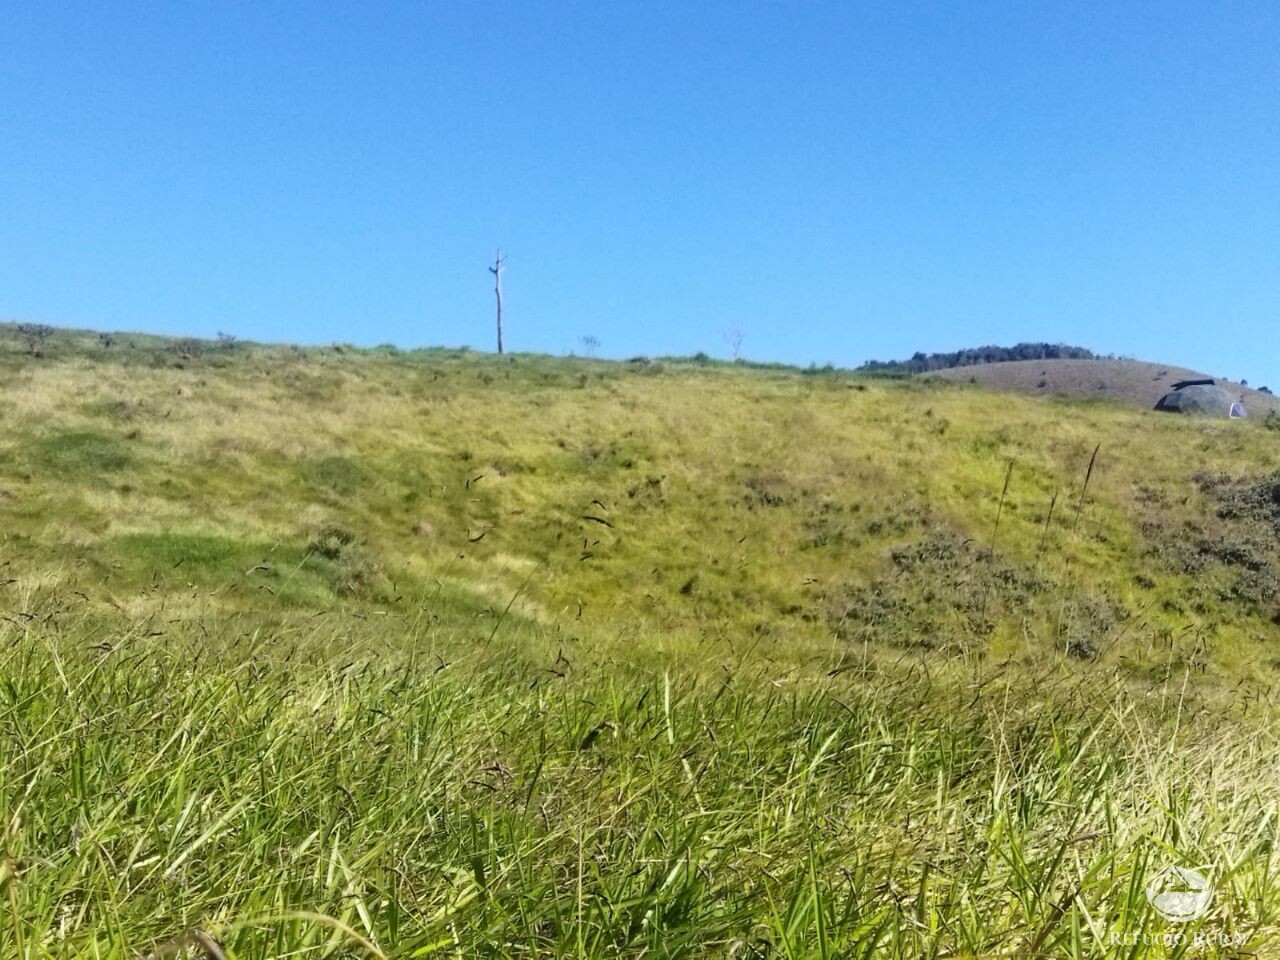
[[489, 249, 507, 355]]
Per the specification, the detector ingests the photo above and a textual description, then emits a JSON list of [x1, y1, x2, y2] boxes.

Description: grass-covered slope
[[3, 324, 1279, 675], [2, 324, 1280, 957]]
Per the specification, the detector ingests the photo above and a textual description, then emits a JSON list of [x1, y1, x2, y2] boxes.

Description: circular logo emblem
[[1145, 865, 1214, 922]]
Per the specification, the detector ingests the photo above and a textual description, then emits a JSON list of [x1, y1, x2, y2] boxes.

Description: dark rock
[[1155, 383, 1235, 416]]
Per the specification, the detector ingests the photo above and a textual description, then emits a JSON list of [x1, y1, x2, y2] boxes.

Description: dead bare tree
[[723, 322, 746, 361], [489, 249, 508, 354]]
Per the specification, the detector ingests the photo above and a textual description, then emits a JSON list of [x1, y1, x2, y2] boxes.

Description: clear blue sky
[[3, 2, 1277, 383]]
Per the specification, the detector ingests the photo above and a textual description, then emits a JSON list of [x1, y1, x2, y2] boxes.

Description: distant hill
[[859, 342, 1277, 414], [860, 342, 1096, 374], [928, 356, 1280, 414]]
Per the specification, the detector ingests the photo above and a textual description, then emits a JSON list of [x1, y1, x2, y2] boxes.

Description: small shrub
[[303, 525, 387, 598], [331, 551, 385, 598], [1066, 633, 1099, 660], [299, 456, 368, 496], [309, 523, 357, 560], [16, 323, 53, 357], [169, 338, 203, 360]]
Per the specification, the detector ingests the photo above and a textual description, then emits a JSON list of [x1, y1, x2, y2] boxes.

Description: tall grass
[[1, 608, 1278, 957]]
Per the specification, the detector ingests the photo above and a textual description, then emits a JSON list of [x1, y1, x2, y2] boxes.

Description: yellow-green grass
[[5, 611, 1280, 958], [2, 325, 1280, 956], [2, 327, 1278, 675]]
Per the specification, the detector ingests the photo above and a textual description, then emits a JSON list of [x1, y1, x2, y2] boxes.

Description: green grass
[[2, 324, 1280, 956], [298, 457, 371, 498], [4, 612, 1278, 957], [32, 430, 132, 476], [112, 532, 277, 571]]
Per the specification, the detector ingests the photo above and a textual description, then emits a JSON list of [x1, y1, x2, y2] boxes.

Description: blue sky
[[3, 2, 1277, 383]]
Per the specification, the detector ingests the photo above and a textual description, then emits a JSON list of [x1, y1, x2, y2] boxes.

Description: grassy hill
[[3, 324, 1280, 957]]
